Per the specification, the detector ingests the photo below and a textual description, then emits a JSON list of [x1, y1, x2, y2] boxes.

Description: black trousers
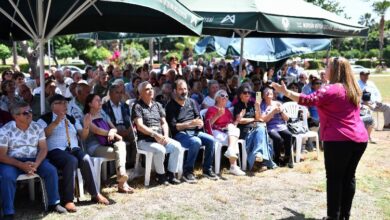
[[47, 148, 99, 203], [268, 129, 292, 161], [323, 141, 367, 220]]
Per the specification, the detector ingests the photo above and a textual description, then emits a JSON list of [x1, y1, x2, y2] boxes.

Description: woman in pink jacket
[[272, 57, 368, 220]]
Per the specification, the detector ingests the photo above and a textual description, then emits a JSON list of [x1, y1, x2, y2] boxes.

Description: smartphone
[[256, 91, 262, 103]]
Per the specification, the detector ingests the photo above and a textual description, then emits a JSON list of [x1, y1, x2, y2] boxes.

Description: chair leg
[[295, 136, 302, 163], [93, 158, 103, 191], [144, 152, 153, 186], [214, 143, 222, 174], [38, 177, 48, 212], [315, 134, 320, 160], [28, 178, 35, 201], [76, 169, 85, 201]]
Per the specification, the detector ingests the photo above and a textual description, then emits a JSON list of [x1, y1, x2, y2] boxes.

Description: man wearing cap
[[0, 101, 67, 219], [68, 83, 91, 122], [18, 84, 49, 121], [358, 71, 390, 129], [37, 94, 109, 212]]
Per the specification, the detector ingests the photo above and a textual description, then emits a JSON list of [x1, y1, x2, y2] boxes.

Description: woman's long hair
[[327, 57, 361, 106], [83, 93, 98, 114]]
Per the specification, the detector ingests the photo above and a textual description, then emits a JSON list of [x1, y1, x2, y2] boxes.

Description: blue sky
[[340, 0, 390, 24]]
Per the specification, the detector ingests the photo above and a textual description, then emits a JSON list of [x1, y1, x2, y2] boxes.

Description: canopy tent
[[180, 0, 368, 77], [75, 32, 170, 40], [195, 36, 331, 62], [0, 0, 203, 113]]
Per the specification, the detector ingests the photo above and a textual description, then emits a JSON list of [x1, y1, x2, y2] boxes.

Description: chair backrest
[[199, 108, 208, 120], [282, 102, 300, 120]]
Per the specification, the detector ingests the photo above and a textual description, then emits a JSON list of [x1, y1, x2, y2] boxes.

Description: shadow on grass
[[278, 207, 320, 220]]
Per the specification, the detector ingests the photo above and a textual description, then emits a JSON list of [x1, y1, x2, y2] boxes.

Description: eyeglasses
[[4, 71, 12, 75], [18, 109, 33, 116]]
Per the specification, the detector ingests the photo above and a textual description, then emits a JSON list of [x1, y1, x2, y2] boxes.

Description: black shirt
[[165, 98, 200, 136], [233, 100, 256, 139], [131, 99, 165, 142]]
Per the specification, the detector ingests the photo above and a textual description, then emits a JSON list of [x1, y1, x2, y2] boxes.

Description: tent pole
[[149, 38, 154, 67], [39, 40, 45, 114], [0, 8, 35, 39], [48, 39, 51, 67], [13, 41, 18, 66], [235, 30, 250, 85]]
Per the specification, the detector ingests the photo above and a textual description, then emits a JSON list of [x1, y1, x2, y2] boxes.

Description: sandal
[[118, 184, 134, 194]]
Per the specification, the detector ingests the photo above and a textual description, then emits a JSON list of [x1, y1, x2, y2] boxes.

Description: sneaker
[[182, 172, 197, 184], [255, 153, 263, 162], [229, 165, 246, 176], [202, 169, 219, 180], [167, 172, 181, 185], [48, 204, 67, 214], [155, 173, 169, 186], [224, 149, 238, 159], [369, 137, 377, 144]]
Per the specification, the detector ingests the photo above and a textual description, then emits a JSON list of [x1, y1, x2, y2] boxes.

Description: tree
[[359, 13, 376, 52], [0, 44, 11, 65], [373, 0, 390, 59], [305, 0, 345, 15], [19, 41, 39, 78], [83, 46, 111, 65]]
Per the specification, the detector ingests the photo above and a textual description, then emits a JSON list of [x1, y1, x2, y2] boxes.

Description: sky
[[339, 0, 389, 24]]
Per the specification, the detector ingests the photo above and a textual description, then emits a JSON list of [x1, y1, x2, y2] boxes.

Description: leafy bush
[[306, 60, 324, 70], [0, 65, 12, 72], [355, 60, 375, 68], [125, 42, 149, 59], [83, 47, 111, 66], [0, 44, 11, 64], [366, 49, 379, 58], [164, 51, 182, 61], [341, 49, 362, 59]]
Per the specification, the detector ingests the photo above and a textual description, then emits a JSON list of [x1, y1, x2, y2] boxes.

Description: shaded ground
[[12, 128, 390, 220]]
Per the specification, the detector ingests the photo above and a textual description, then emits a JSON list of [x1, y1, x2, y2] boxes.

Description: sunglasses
[[242, 91, 250, 95], [53, 101, 68, 105], [18, 109, 33, 116], [219, 94, 228, 98]]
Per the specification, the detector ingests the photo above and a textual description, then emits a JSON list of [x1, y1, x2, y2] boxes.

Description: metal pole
[[238, 34, 244, 84], [12, 41, 18, 66], [149, 38, 154, 66], [48, 39, 51, 67], [39, 40, 45, 114]]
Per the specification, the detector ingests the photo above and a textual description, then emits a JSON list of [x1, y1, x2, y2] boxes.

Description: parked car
[[351, 65, 369, 74], [60, 65, 85, 75]]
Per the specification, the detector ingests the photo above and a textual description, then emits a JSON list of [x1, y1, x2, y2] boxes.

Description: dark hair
[[1, 80, 15, 96], [1, 70, 13, 81], [45, 79, 56, 88], [83, 93, 99, 114], [10, 100, 30, 115], [12, 72, 25, 80], [173, 79, 187, 90], [132, 76, 141, 84], [236, 84, 252, 97]]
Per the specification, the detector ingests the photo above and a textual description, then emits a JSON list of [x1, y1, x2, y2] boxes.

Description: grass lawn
[[370, 75, 390, 103]]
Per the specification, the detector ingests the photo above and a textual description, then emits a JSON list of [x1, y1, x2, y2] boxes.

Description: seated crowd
[[0, 56, 376, 218]]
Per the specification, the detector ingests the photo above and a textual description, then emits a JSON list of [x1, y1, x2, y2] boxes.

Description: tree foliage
[[0, 44, 11, 64], [83, 46, 111, 65]]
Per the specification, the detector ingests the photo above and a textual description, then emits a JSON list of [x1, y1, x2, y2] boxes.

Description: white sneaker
[[224, 149, 238, 159], [229, 165, 246, 176], [255, 153, 263, 162]]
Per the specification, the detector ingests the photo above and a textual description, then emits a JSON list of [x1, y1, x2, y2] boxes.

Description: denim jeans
[[138, 138, 183, 174], [245, 126, 276, 170], [0, 158, 60, 215], [174, 131, 215, 174]]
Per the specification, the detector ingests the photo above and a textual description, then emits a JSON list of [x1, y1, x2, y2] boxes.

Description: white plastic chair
[[282, 102, 320, 163], [128, 121, 184, 186], [16, 174, 48, 211], [200, 109, 247, 174]]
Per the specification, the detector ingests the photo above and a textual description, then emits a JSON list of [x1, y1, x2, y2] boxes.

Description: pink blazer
[[298, 83, 368, 142]]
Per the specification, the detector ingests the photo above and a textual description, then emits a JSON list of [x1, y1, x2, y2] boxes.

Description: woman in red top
[[205, 90, 245, 176]]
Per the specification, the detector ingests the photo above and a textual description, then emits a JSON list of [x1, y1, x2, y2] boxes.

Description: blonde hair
[[327, 57, 361, 106]]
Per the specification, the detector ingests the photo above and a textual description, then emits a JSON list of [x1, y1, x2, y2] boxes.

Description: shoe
[[202, 169, 218, 180], [224, 149, 238, 159], [369, 137, 377, 144], [64, 202, 77, 212], [255, 153, 263, 162], [92, 194, 110, 205], [287, 157, 294, 169], [2, 214, 14, 220], [229, 165, 246, 176], [259, 166, 268, 172], [155, 173, 169, 186], [48, 204, 67, 214], [383, 124, 390, 129], [167, 172, 181, 185], [183, 172, 197, 184]]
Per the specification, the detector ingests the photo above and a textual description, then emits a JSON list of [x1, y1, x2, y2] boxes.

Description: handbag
[[287, 119, 308, 134], [92, 118, 113, 146]]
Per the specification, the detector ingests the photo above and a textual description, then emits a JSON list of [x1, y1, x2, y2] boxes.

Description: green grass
[[370, 76, 390, 103]]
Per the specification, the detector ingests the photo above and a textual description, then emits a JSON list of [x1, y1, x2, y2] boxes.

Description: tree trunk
[[19, 41, 39, 78], [1, 58, 5, 65], [379, 15, 385, 59], [52, 43, 59, 67]]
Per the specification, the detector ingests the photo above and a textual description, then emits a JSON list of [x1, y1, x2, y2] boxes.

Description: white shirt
[[110, 100, 124, 125], [358, 79, 382, 102], [0, 121, 45, 158], [37, 113, 83, 151], [55, 81, 68, 95], [68, 98, 84, 122]]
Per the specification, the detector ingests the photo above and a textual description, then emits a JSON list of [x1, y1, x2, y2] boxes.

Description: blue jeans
[[0, 158, 60, 215], [245, 126, 276, 170], [174, 131, 215, 174]]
